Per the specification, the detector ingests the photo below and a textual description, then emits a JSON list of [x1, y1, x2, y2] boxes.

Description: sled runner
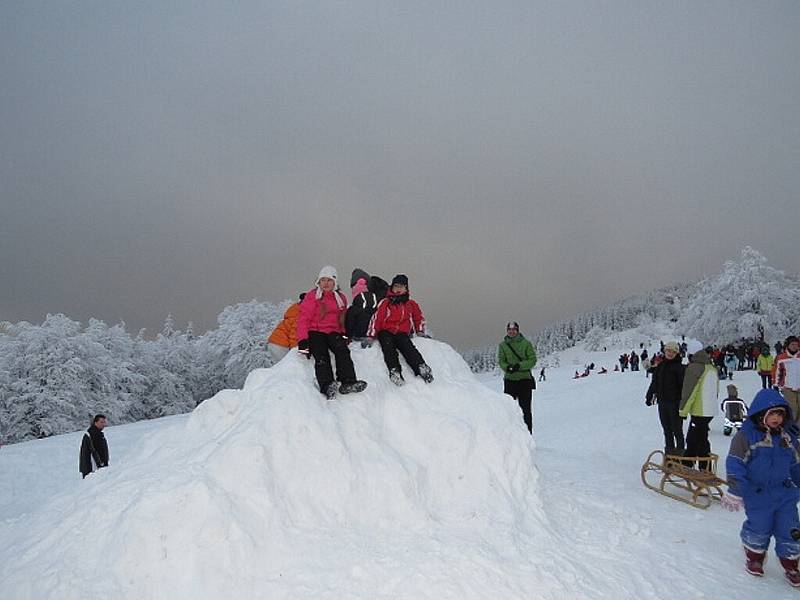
[[640, 450, 727, 509]]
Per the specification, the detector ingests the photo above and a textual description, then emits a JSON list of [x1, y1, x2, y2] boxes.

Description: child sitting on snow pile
[[367, 274, 433, 386]]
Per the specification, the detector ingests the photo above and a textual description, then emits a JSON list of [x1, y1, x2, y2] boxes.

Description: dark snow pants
[[377, 331, 425, 376], [308, 331, 357, 394], [504, 378, 534, 434], [657, 401, 684, 454], [684, 416, 713, 469], [760, 373, 773, 389]]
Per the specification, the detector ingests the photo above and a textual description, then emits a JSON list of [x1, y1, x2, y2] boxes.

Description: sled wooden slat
[[640, 450, 727, 509]]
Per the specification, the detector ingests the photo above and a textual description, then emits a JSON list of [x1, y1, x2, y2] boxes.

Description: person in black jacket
[[79, 414, 109, 479], [345, 274, 389, 340], [645, 341, 686, 455]]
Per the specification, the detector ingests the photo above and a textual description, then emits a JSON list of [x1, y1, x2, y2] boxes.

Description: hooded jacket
[[726, 389, 800, 504], [679, 349, 719, 418]]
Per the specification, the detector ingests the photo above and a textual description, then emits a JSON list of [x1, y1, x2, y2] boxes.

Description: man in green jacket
[[498, 321, 537, 434]]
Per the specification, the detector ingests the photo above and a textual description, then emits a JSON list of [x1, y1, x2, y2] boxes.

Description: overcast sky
[[1, 1, 798, 348]]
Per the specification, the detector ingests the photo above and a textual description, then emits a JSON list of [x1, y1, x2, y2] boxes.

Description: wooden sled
[[640, 450, 727, 509]]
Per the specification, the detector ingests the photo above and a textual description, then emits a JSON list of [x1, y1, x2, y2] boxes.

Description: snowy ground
[[0, 327, 795, 599]]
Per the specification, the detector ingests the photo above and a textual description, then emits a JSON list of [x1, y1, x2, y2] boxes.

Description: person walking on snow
[[645, 341, 686, 455], [367, 274, 433, 385], [722, 388, 800, 588], [498, 321, 537, 434], [79, 414, 109, 479], [774, 335, 800, 427], [679, 341, 719, 468], [756, 347, 775, 390], [724, 348, 738, 380], [297, 266, 367, 399], [267, 293, 305, 363]]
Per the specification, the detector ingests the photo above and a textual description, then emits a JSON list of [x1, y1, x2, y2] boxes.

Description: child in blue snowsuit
[[723, 388, 800, 588]]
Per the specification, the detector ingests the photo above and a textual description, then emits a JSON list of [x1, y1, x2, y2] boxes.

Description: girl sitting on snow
[[297, 266, 367, 399], [722, 388, 800, 588], [367, 274, 433, 386]]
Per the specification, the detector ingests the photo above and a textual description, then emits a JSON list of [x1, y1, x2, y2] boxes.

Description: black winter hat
[[391, 274, 409, 287], [507, 321, 519, 331], [787, 335, 799, 346]]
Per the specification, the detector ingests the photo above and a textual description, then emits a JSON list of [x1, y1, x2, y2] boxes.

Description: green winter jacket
[[679, 350, 719, 418], [498, 334, 537, 381]]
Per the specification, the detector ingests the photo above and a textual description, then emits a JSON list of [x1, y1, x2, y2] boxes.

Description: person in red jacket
[[367, 274, 433, 385], [297, 266, 367, 399]]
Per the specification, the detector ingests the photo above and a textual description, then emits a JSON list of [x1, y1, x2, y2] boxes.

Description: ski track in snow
[[0, 327, 797, 599]]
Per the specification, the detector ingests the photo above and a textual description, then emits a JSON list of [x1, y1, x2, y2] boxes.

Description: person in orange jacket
[[267, 293, 305, 363]]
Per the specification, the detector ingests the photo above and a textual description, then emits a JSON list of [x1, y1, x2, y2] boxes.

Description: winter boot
[[744, 547, 766, 577], [324, 381, 340, 400], [417, 363, 434, 384], [780, 557, 800, 587], [339, 380, 367, 395], [389, 369, 405, 386]]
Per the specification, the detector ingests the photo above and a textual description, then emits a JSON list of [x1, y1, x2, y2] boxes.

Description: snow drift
[[0, 339, 575, 599]]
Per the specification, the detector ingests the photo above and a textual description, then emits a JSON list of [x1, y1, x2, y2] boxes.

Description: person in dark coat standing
[[79, 414, 109, 478], [498, 321, 537, 434], [645, 341, 686, 455]]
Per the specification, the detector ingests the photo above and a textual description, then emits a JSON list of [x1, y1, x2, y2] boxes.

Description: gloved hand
[[416, 332, 431, 339], [361, 338, 374, 349], [645, 397, 654, 406], [721, 493, 743, 512], [507, 363, 519, 374], [298, 339, 311, 359]]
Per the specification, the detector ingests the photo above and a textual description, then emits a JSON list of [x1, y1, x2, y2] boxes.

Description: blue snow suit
[[726, 388, 800, 558]]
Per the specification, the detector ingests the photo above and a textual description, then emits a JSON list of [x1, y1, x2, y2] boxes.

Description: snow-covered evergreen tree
[[678, 246, 799, 344]]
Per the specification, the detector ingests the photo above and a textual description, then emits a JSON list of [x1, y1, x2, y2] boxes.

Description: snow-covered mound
[[1, 340, 578, 599]]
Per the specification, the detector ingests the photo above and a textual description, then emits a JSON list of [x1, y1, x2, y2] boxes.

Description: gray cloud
[[1, 1, 798, 348]]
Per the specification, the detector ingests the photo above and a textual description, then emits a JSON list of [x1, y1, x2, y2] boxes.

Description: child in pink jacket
[[297, 266, 367, 399]]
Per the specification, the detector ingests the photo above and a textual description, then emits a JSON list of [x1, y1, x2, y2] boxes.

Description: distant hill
[[464, 247, 800, 372]]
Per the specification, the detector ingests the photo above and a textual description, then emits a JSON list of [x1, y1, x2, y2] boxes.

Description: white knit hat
[[315, 265, 345, 308], [317, 265, 338, 283]]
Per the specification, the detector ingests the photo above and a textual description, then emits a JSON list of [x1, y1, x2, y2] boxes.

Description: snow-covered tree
[[678, 247, 799, 344]]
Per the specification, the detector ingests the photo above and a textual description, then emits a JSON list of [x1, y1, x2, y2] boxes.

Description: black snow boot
[[389, 369, 405, 386], [339, 380, 367, 395], [417, 363, 434, 384]]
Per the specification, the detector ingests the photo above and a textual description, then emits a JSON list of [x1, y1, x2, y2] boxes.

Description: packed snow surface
[[0, 329, 795, 598]]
